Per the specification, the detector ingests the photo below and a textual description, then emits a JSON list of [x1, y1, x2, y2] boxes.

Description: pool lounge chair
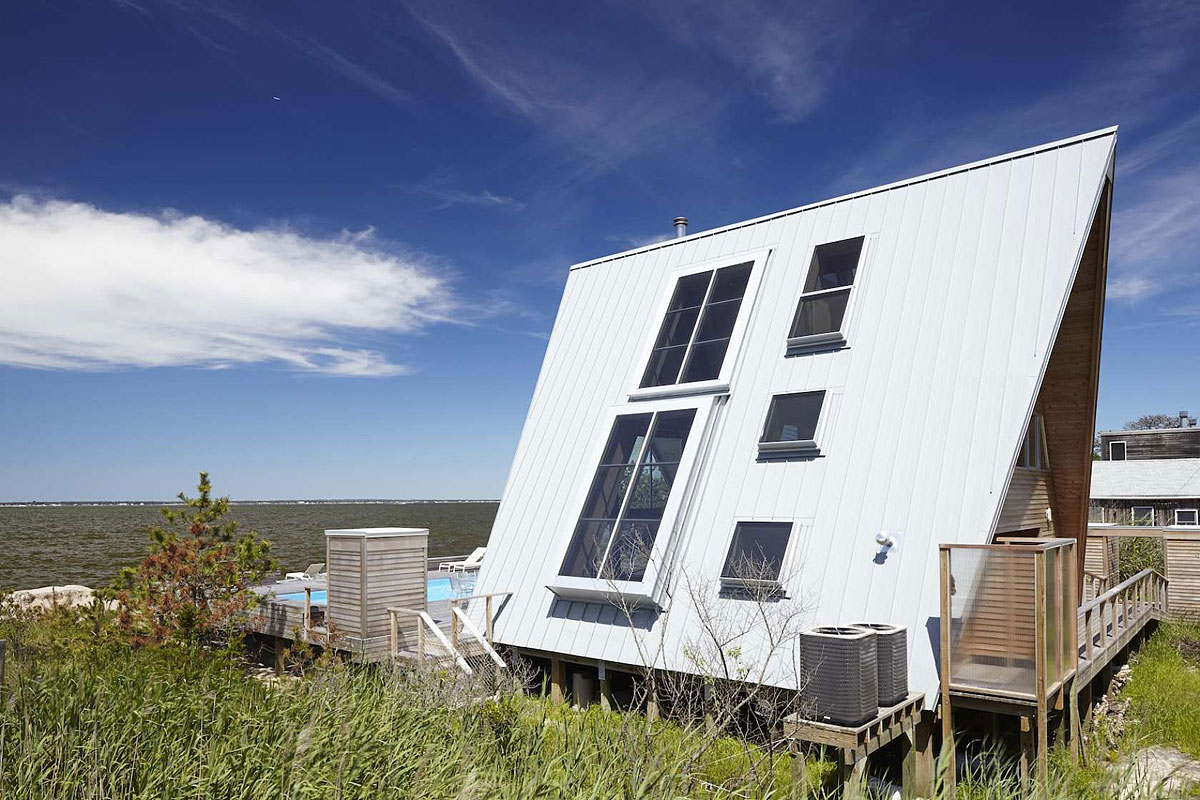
[[283, 563, 325, 581], [438, 547, 486, 573]]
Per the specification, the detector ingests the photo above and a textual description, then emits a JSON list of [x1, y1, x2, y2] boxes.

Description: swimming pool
[[277, 575, 476, 606], [278, 589, 328, 604]]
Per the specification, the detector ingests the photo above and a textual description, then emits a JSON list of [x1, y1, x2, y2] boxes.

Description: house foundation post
[[273, 636, 286, 676], [902, 713, 935, 798], [549, 658, 566, 705], [1019, 715, 1033, 789], [840, 749, 867, 798], [646, 684, 660, 722], [1069, 682, 1083, 762], [598, 662, 613, 711]]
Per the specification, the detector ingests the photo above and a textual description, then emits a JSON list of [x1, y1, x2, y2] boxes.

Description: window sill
[[757, 439, 820, 459], [719, 578, 787, 601], [786, 331, 846, 356], [546, 577, 662, 610], [628, 380, 730, 402]]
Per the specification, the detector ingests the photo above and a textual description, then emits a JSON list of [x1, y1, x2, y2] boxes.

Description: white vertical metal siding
[[474, 129, 1117, 705]]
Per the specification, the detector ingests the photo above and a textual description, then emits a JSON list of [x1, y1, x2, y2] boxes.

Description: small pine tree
[[110, 472, 276, 646]]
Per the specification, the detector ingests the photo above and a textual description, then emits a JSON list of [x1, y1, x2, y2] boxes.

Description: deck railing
[[388, 606, 473, 673], [1077, 568, 1167, 681], [938, 538, 1077, 795], [1082, 569, 1110, 601], [939, 538, 1077, 703]]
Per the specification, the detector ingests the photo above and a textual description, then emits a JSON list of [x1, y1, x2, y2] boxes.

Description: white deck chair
[[440, 547, 486, 573], [283, 562, 325, 581]]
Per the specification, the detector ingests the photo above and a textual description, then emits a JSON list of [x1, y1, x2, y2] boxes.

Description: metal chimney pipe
[[673, 216, 688, 238]]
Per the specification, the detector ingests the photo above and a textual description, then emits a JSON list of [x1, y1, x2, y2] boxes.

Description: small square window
[[1109, 441, 1126, 461], [1131, 506, 1154, 526], [759, 391, 825, 455], [721, 522, 793, 584], [1176, 509, 1198, 526]]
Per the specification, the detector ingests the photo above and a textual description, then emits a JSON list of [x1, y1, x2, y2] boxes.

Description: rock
[[6, 585, 108, 611], [1127, 746, 1200, 795]]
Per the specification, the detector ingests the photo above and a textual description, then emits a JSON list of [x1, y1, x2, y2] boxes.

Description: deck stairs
[[389, 598, 509, 681]]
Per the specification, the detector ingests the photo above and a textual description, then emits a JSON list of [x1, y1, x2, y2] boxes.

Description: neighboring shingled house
[[1090, 458, 1200, 527]]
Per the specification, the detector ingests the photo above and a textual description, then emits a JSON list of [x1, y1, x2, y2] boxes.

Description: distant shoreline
[[0, 499, 500, 508]]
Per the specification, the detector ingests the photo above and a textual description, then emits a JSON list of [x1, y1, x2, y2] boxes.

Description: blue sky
[[1, 0, 1198, 501]]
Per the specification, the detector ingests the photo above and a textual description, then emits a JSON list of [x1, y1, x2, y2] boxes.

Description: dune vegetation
[[1, 609, 1198, 799]]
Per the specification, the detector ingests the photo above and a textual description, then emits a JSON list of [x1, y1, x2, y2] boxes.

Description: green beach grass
[[0, 610, 1196, 799], [1122, 622, 1200, 758]]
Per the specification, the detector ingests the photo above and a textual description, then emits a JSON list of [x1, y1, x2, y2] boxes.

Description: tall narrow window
[[1109, 441, 1127, 461], [721, 522, 793, 585], [641, 262, 753, 388], [560, 408, 697, 581], [788, 236, 864, 350], [1017, 413, 1046, 469], [758, 391, 826, 455]]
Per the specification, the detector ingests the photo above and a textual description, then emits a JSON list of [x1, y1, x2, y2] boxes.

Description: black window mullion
[[596, 410, 659, 575], [677, 270, 720, 384]]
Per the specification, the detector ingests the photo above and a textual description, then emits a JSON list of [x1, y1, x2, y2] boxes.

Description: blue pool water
[[278, 576, 475, 606], [279, 590, 327, 604]]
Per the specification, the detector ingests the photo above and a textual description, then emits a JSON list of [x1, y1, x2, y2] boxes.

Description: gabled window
[[721, 522, 792, 586], [1017, 413, 1047, 470], [1175, 509, 1198, 526], [641, 262, 753, 388], [560, 408, 697, 581], [758, 391, 825, 456], [1109, 441, 1127, 461], [1131, 506, 1154, 526], [787, 236, 865, 352]]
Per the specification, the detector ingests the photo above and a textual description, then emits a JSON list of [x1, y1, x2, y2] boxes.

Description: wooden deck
[[783, 693, 930, 796], [246, 562, 482, 663]]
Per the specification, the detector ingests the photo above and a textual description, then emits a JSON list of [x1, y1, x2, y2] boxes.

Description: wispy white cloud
[[644, 0, 861, 122], [1119, 111, 1200, 176], [813, 0, 1200, 311], [122, 0, 411, 106], [0, 196, 454, 376], [1107, 160, 1200, 301], [400, 1, 726, 185], [401, 175, 525, 211], [605, 231, 673, 250]]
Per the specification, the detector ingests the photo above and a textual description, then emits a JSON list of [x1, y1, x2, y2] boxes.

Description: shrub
[[108, 471, 276, 645]]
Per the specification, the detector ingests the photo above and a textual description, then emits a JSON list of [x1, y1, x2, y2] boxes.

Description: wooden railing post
[[485, 595, 494, 642], [304, 586, 313, 642], [1084, 608, 1092, 662], [1034, 549, 1048, 790], [389, 608, 398, 657], [450, 601, 460, 651], [417, 618, 426, 660], [938, 547, 956, 799]]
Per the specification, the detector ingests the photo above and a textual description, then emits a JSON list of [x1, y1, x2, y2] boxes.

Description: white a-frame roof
[[475, 128, 1116, 704]]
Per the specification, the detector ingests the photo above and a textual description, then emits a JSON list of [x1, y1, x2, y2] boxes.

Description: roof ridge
[[571, 126, 1119, 271]]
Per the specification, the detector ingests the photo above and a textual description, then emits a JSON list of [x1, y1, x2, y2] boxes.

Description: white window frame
[[786, 234, 873, 355], [1175, 508, 1198, 527], [719, 518, 797, 593], [547, 394, 717, 608], [1131, 506, 1154, 526], [628, 249, 770, 402], [1109, 441, 1127, 461], [757, 389, 832, 458]]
